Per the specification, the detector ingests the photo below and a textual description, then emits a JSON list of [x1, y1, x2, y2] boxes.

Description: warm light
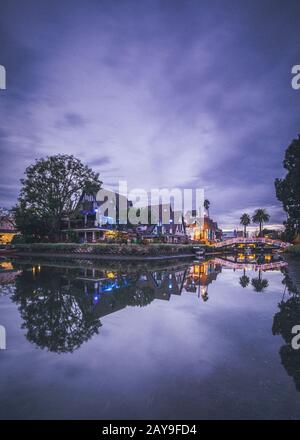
[[0, 232, 17, 244], [0, 261, 13, 270]]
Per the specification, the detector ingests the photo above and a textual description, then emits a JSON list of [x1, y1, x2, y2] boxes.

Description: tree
[[251, 270, 269, 292], [239, 268, 250, 288], [252, 209, 270, 236], [14, 155, 102, 241], [204, 199, 210, 217], [272, 294, 300, 390], [12, 266, 102, 353], [275, 135, 300, 241], [240, 213, 251, 238]]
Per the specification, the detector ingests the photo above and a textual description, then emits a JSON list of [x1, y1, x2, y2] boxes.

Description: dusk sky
[[0, 0, 300, 228]]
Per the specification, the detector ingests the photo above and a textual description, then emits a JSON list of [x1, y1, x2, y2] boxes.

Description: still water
[[0, 254, 300, 420]]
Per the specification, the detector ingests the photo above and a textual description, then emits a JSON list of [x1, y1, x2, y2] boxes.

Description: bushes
[[285, 245, 300, 257], [12, 242, 194, 256]]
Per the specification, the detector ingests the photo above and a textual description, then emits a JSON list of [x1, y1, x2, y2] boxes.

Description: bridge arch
[[213, 237, 290, 249]]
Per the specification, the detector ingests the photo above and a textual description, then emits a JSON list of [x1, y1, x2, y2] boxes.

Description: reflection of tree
[[127, 286, 155, 307], [12, 268, 101, 353], [239, 269, 250, 288], [240, 275, 250, 288], [281, 267, 299, 295], [251, 270, 269, 292], [116, 281, 155, 308], [272, 295, 300, 390]]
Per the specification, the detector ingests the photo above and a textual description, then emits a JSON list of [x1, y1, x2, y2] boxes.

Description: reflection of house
[[184, 261, 222, 300], [73, 266, 190, 320], [136, 268, 187, 300], [75, 268, 130, 295], [0, 261, 21, 285]]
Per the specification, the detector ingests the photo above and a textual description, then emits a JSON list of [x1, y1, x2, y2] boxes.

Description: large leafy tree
[[14, 155, 102, 241], [275, 135, 300, 241], [252, 208, 270, 235]]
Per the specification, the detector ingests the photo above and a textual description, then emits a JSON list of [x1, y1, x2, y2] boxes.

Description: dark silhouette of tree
[[251, 270, 269, 292], [240, 213, 251, 238], [12, 267, 101, 353], [126, 286, 155, 307], [281, 267, 299, 296], [252, 209, 270, 236], [273, 295, 300, 391], [116, 279, 155, 308], [239, 268, 250, 288], [275, 134, 300, 241]]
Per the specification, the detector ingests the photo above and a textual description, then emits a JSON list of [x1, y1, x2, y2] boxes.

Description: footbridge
[[213, 237, 290, 249]]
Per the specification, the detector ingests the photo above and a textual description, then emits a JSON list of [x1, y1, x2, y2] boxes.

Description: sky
[[0, 0, 300, 229]]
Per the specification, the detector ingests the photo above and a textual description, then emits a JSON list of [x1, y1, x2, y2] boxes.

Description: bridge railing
[[213, 237, 290, 248]]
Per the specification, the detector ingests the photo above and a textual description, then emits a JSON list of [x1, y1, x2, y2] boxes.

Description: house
[[186, 215, 222, 243], [61, 188, 132, 243], [135, 203, 188, 243], [0, 217, 18, 245]]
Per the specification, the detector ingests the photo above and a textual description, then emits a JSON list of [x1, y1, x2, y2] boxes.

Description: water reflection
[[2, 253, 300, 419], [272, 259, 300, 391], [12, 267, 102, 353], [0, 254, 291, 352]]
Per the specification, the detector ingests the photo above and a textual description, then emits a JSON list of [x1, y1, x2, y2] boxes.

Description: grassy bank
[[12, 242, 197, 257], [285, 244, 300, 257]]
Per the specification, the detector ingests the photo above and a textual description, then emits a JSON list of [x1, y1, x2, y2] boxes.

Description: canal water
[[0, 255, 300, 420]]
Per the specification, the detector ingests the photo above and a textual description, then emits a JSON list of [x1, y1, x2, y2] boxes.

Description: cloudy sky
[[0, 0, 300, 228]]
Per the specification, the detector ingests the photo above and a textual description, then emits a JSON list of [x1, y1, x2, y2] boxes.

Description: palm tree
[[239, 275, 250, 288], [239, 268, 250, 288], [204, 199, 210, 218], [240, 213, 251, 238], [252, 209, 270, 236], [251, 270, 269, 292]]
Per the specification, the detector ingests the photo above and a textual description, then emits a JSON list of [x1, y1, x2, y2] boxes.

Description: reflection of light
[[38, 265, 41, 271], [0, 262, 13, 270], [168, 283, 172, 289]]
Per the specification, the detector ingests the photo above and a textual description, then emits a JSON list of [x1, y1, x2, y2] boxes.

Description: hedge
[[12, 242, 196, 256]]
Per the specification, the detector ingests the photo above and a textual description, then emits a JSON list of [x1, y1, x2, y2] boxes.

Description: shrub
[[286, 244, 300, 257]]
